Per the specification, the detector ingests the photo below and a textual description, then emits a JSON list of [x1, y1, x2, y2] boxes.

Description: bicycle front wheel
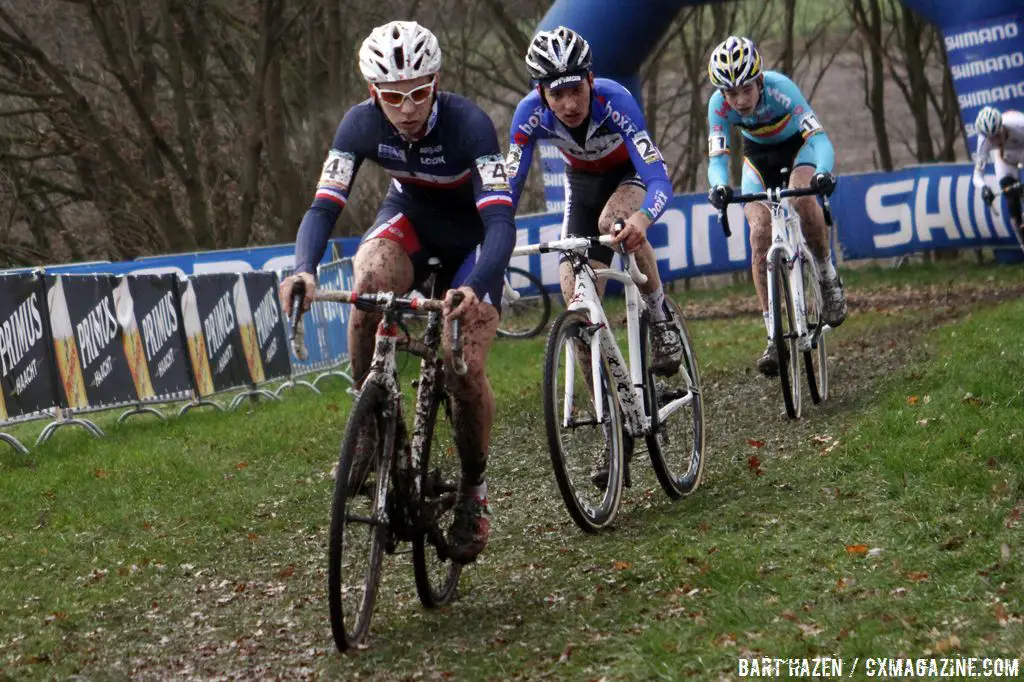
[[644, 300, 706, 499], [328, 382, 392, 652], [412, 388, 463, 607], [497, 266, 552, 339], [770, 250, 801, 419], [543, 310, 625, 533], [802, 256, 828, 404]]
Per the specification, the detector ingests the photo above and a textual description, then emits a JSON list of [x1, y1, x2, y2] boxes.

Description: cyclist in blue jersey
[[705, 36, 847, 377], [508, 27, 682, 377], [279, 21, 515, 563], [508, 26, 681, 488]]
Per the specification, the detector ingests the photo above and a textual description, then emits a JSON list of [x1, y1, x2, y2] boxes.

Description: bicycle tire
[[412, 388, 463, 607], [328, 381, 392, 652], [770, 250, 801, 419], [801, 256, 828, 404], [497, 266, 552, 339], [543, 309, 624, 533], [645, 300, 706, 499]]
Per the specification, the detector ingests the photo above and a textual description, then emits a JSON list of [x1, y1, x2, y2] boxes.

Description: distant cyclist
[[705, 36, 847, 377], [507, 26, 683, 378], [974, 106, 1024, 240], [278, 21, 515, 563]]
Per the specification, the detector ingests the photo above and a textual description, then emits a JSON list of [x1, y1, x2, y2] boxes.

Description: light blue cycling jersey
[[706, 71, 834, 189]]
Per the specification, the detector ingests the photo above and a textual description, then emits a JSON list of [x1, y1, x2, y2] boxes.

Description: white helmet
[[359, 21, 441, 84], [708, 36, 762, 90], [975, 106, 1002, 137], [525, 26, 592, 84]]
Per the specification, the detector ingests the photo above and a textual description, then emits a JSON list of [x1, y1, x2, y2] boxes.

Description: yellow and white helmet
[[975, 106, 1002, 137], [708, 36, 762, 89]]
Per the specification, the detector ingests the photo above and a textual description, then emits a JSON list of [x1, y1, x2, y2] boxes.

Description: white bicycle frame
[[762, 193, 827, 354], [512, 236, 694, 438]]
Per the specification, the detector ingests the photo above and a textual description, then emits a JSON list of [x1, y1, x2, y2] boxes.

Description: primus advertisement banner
[[0, 272, 57, 422], [46, 274, 136, 409]]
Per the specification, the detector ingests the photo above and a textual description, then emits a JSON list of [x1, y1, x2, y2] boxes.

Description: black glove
[[981, 185, 995, 206], [999, 175, 1021, 195], [811, 172, 836, 196], [708, 184, 733, 210]]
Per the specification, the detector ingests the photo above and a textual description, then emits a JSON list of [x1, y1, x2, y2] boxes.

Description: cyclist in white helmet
[[705, 36, 846, 378], [973, 106, 1024, 240], [279, 21, 516, 563]]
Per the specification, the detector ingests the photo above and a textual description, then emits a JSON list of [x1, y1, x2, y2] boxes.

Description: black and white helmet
[[525, 26, 592, 85], [359, 21, 442, 84]]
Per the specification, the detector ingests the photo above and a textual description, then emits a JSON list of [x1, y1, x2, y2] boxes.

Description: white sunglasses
[[373, 79, 436, 108]]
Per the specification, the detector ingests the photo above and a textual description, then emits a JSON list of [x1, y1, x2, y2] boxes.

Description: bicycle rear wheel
[[801, 256, 828, 404], [497, 266, 552, 339], [770, 250, 801, 419], [328, 382, 392, 652], [644, 300, 706, 499], [412, 388, 463, 607], [543, 310, 625, 533]]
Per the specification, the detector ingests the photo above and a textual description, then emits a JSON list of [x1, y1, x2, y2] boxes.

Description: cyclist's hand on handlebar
[[444, 285, 478, 320], [610, 212, 650, 253], [279, 272, 316, 316], [708, 184, 733, 210], [982, 185, 996, 206], [811, 172, 837, 196]]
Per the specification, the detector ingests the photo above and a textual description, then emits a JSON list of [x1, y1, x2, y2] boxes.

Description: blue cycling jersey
[[507, 78, 672, 220], [706, 71, 835, 187], [294, 92, 515, 299]]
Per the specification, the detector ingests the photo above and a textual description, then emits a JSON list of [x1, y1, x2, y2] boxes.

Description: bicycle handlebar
[[716, 185, 834, 239], [289, 289, 467, 374], [510, 229, 647, 286]]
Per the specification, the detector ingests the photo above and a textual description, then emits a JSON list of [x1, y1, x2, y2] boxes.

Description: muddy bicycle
[[290, 268, 468, 652]]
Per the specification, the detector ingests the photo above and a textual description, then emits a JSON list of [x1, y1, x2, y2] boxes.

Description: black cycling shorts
[[563, 163, 646, 266]]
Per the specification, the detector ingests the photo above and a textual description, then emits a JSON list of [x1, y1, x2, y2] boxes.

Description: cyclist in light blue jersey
[[705, 36, 847, 377]]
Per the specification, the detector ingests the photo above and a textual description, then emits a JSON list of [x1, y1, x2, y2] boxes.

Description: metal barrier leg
[[178, 399, 224, 417], [36, 418, 105, 446], [273, 379, 321, 397], [228, 388, 280, 410], [118, 404, 167, 424], [0, 432, 29, 455], [312, 370, 354, 389]]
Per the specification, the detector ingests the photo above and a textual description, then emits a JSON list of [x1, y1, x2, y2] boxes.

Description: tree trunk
[[848, 0, 894, 170], [900, 6, 935, 162]]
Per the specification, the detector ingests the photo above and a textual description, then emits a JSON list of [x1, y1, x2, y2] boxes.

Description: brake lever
[[288, 278, 308, 361], [449, 291, 468, 376]]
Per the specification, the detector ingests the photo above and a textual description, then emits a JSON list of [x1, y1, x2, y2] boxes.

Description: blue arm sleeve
[[604, 83, 672, 220], [464, 107, 517, 299], [775, 73, 834, 174], [295, 206, 342, 276], [507, 94, 542, 211], [707, 92, 732, 188], [804, 131, 835, 174], [293, 106, 368, 275]]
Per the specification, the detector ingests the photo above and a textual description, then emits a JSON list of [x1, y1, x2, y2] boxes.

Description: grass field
[[1, 262, 1022, 680]]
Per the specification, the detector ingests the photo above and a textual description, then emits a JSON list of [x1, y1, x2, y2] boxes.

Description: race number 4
[[476, 154, 511, 192], [318, 150, 355, 191]]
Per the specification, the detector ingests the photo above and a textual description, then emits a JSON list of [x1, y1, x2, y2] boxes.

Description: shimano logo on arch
[[945, 22, 1018, 51]]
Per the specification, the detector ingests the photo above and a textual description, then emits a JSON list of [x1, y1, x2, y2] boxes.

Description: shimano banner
[[945, 14, 1024, 147], [833, 163, 1018, 259], [0, 272, 57, 423]]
